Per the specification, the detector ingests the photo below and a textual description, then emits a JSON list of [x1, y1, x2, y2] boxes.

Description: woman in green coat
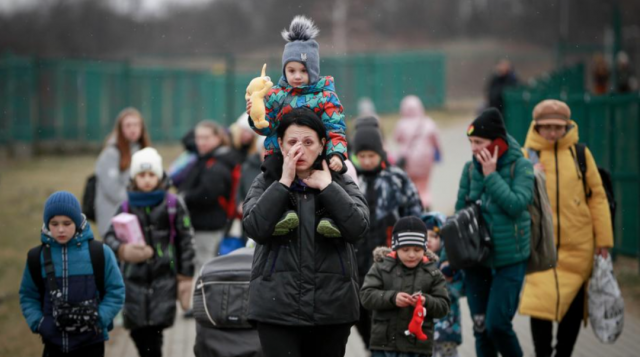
[[455, 108, 534, 357]]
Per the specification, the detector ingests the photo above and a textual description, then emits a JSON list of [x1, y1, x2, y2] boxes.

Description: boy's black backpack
[[441, 164, 492, 270], [27, 239, 105, 301], [82, 174, 97, 221], [575, 143, 617, 225]]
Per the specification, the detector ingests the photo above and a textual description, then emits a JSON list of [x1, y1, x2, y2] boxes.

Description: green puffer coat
[[454, 135, 534, 268]]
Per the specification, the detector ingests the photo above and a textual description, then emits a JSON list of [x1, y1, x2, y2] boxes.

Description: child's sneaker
[[273, 210, 299, 236], [317, 218, 341, 238]]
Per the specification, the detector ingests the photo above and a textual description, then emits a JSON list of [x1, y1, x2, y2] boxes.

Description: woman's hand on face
[[303, 159, 332, 191], [476, 145, 498, 176], [280, 142, 303, 187]]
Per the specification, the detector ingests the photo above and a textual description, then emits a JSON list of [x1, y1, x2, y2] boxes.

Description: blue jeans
[[371, 351, 428, 357], [463, 261, 527, 357]]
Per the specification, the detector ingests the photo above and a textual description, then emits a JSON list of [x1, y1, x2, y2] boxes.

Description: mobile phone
[[486, 138, 508, 157]]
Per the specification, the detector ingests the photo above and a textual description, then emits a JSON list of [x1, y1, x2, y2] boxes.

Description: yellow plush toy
[[245, 64, 273, 129]]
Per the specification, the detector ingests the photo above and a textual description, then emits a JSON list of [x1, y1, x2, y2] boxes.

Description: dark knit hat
[[421, 212, 446, 234], [43, 191, 83, 230], [282, 16, 320, 85], [354, 116, 380, 130], [353, 126, 385, 157], [467, 107, 507, 141], [392, 216, 428, 251]]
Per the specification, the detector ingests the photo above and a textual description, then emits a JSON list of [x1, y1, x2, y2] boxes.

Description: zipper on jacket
[[62, 245, 69, 353], [554, 142, 561, 320], [333, 244, 348, 278]]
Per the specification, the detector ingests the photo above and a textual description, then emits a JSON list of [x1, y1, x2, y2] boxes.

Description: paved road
[[106, 115, 639, 357]]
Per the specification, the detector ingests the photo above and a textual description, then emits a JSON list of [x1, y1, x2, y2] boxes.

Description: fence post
[[225, 53, 236, 125]]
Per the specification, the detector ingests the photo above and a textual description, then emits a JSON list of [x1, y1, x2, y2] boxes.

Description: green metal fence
[[0, 51, 445, 148], [504, 86, 640, 258]]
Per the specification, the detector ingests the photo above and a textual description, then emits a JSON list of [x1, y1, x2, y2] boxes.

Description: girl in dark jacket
[[104, 148, 195, 357], [242, 107, 369, 357]]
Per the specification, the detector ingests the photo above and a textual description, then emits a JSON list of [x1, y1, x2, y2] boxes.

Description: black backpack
[[575, 143, 617, 225], [82, 174, 97, 221], [27, 239, 105, 301], [440, 164, 492, 269]]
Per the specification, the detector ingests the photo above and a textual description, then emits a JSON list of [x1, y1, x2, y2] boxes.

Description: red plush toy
[[405, 295, 428, 341]]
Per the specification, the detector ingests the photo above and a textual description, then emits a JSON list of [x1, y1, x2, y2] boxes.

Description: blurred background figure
[[357, 97, 377, 118], [394, 95, 441, 210], [592, 53, 610, 95], [95, 107, 150, 237], [615, 51, 638, 93], [486, 59, 519, 115], [168, 128, 198, 188], [229, 113, 260, 164]]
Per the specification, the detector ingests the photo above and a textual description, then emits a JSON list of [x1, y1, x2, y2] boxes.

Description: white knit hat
[[130, 147, 163, 179]]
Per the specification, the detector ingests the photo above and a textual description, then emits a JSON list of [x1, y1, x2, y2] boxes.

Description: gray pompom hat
[[281, 15, 320, 85]]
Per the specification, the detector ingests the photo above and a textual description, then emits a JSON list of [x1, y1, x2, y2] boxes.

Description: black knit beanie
[[353, 126, 385, 157], [467, 107, 507, 141], [354, 116, 380, 130], [391, 216, 427, 251]]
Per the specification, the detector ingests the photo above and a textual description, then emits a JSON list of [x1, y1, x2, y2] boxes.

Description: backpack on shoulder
[[82, 174, 97, 221], [523, 149, 557, 273], [441, 164, 492, 270], [574, 143, 617, 226]]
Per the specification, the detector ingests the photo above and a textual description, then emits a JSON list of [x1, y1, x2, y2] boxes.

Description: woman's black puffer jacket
[[242, 155, 370, 326]]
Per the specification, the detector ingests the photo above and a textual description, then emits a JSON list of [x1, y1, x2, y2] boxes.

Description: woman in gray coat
[[243, 108, 370, 357], [95, 107, 150, 236]]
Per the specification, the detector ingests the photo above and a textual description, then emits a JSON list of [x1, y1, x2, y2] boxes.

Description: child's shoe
[[317, 218, 341, 238], [273, 210, 299, 236]]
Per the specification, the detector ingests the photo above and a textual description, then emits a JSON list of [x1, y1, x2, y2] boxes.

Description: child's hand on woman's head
[[329, 156, 343, 172]]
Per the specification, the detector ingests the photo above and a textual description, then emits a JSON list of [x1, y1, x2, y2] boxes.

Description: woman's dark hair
[[276, 107, 327, 143]]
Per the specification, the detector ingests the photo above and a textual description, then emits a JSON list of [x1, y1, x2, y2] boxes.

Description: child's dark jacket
[[360, 247, 450, 355], [103, 189, 195, 330]]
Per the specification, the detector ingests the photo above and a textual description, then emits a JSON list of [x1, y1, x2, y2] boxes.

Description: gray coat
[[95, 141, 140, 236], [243, 172, 370, 326]]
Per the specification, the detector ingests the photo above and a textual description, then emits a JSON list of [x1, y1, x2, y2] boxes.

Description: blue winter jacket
[[19, 220, 125, 352]]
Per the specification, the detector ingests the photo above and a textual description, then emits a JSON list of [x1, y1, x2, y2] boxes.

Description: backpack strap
[[166, 193, 178, 246], [42, 244, 60, 294], [574, 143, 592, 199], [88, 240, 106, 300], [121, 200, 129, 213], [27, 245, 45, 300]]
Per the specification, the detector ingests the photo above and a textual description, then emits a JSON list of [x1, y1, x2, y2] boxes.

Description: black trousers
[[130, 326, 164, 357], [43, 342, 104, 357], [257, 322, 352, 357], [354, 304, 371, 349], [530, 287, 584, 357]]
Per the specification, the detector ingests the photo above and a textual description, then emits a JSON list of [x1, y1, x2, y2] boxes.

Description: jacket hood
[[524, 120, 579, 151], [277, 76, 336, 94], [372, 246, 439, 263], [41, 215, 94, 246]]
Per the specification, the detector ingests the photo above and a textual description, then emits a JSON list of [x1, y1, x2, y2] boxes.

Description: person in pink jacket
[[394, 95, 441, 209]]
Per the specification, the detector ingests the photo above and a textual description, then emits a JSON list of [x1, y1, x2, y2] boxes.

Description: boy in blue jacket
[[19, 191, 125, 357]]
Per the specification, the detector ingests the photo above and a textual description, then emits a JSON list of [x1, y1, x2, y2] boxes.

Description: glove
[[118, 244, 154, 263], [177, 274, 193, 310]]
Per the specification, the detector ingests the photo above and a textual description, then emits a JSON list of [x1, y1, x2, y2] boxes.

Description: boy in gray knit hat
[[246, 15, 349, 238]]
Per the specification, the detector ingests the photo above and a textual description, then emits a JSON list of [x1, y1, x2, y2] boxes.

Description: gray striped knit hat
[[391, 216, 428, 251]]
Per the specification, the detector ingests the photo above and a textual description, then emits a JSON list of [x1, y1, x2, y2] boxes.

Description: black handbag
[[441, 201, 492, 270]]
